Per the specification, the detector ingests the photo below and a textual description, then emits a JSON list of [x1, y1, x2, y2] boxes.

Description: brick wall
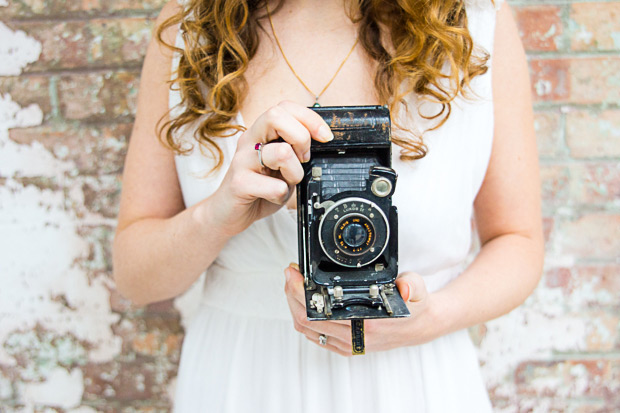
[[0, 0, 618, 411]]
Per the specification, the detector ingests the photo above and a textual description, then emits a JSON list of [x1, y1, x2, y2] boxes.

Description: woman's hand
[[284, 263, 443, 357], [206, 101, 334, 237]]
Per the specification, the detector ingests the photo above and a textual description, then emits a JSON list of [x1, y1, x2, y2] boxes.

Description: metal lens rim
[[333, 213, 376, 256], [318, 197, 390, 268]]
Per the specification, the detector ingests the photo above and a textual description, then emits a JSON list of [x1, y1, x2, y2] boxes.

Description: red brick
[[540, 164, 570, 205], [530, 58, 620, 105], [530, 59, 569, 102], [515, 6, 563, 52], [566, 110, 620, 159], [515, 359, 620, 400], [111, 314, 183, 360], [0, 76, 52, 118], [555, 213, 620, 260], [58, 71, 139, 120], [569, 58, 620, 105], [80, 175, 122, 218], [542, 216, 554, 247], [570, 3, 620, 51], [534, 110, 564, 158], [544, 265, 620, 308], [569, 163, 620, 204], [13, 18, 154, 72], [82, 361, 172, 401], [8, 122, 131, 175]]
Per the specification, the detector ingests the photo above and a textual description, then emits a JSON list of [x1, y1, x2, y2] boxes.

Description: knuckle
[[265, 106, 285, 123], [297, 314, 309, 327], [274, 144, 293, 163], [277, 100, 296, 109], [276, 182, 289, 199], [229, 171, 247, 195]]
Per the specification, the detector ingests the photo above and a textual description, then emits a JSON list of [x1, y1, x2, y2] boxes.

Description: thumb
[[395, 272, 428, 303]]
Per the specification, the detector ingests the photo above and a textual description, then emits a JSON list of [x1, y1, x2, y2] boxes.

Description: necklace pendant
[[312, 97, 321, 108]]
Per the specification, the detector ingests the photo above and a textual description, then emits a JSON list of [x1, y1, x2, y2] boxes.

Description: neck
[[267, 0, 360, 24]]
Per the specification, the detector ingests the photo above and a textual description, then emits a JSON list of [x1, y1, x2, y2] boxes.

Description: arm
[[112, 1, 233, 306], [431, 2, 544, 334], [113, 2, 334, 306]]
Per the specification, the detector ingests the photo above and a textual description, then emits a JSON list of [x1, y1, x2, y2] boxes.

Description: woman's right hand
[[206, 100, 334, 238]]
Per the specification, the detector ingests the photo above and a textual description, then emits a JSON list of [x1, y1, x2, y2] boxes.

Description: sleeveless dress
[[171, 1, 502, 411]]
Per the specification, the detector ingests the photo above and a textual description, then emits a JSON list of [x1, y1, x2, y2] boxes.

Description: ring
[[254, 142, 266, 168], [318, 334, 327, 346]]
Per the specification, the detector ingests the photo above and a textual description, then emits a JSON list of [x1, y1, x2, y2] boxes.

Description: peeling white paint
[[534, 79, 552, 97], [0, 22, 42, 76], [573, 25, 593, 46], [478, 302, 587, 393], [0, 94, 73, 178], [612, 32, 620, 49], [0, 181, 122, 366], [23, 367, 83, 409], [0, 93, 121, 403]]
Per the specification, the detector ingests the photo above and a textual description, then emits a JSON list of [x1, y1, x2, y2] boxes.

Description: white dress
[[171, 1, 502, 411]]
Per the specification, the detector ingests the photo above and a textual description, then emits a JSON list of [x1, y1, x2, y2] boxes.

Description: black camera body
[[296, 105, 410, 322]]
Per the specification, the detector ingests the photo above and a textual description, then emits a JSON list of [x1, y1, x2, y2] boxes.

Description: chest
[[238, 12, 380, 129]]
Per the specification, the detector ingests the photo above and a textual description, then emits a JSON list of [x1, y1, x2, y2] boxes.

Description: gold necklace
[[266, 2, 359, 107]]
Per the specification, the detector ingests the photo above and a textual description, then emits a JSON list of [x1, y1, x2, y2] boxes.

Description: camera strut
[[351, 319, 365, 355]]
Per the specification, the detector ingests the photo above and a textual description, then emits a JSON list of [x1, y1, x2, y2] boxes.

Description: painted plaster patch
[[0, 94, 73, 178], [23, 367, 84, 409], [0, 22, 42, 76]]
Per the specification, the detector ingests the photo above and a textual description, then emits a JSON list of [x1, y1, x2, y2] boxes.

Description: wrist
[[191, 195, 236, 243], [424, 290, 458, 341]]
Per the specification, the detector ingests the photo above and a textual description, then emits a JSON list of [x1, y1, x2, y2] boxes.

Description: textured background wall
[[0, 0, 618, 411]]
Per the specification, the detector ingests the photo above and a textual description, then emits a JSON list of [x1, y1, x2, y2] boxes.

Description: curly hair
[[157, 0, 491, 171]]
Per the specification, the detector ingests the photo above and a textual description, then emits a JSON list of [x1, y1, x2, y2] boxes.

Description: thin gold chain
[[266, 1, 359, 106]]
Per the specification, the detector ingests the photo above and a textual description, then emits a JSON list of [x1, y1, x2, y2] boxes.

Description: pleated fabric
[[171, 1, 503, 411]]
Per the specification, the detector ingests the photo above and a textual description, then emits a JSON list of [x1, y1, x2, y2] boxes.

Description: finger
[[395, 272, 429, 303], [245, 105, 311, 163], [304, 331, 352, 357], [259, 142, 304, 185], [276, 100, 334, 143], [242, 101, 333, 163], [286, 290, 352, 343], [233, 170, 290, 205], [284, 265, 350, 326]]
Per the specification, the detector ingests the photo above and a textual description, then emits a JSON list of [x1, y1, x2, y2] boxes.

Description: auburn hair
[[157, 0, 491, 171]]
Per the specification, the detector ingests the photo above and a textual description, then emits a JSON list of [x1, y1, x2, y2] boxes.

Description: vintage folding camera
[[296, 105, 410, 350]]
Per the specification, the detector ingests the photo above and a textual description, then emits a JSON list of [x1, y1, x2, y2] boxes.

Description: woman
[[113, 0, 544, 411]]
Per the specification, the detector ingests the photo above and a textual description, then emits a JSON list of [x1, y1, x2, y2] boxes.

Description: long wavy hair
[[157, 0, 491, 171]]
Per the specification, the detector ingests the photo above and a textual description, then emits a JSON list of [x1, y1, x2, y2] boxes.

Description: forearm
[[112, 199, 232, 306], [430, 232, 544, 336]]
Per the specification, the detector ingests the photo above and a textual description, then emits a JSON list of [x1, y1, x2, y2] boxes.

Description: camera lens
[[342, 223, 368, 248]]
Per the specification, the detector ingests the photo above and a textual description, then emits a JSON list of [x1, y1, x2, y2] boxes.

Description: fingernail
[[302, 150, 311, 163], [290, 262, 300, 272], [318, 125, 334, 141], [285, 268, 291, 282], [407, 285, 414, 301]]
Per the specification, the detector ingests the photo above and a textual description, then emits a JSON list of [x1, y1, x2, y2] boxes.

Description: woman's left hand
[[283, 263, 443, 356]]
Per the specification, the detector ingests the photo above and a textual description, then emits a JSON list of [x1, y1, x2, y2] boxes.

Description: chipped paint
[[23, 367, 84, 409], [0, 22, 41, 76]]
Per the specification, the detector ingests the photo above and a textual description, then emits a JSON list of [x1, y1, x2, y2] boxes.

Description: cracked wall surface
[[0, 0, 619, 412]]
